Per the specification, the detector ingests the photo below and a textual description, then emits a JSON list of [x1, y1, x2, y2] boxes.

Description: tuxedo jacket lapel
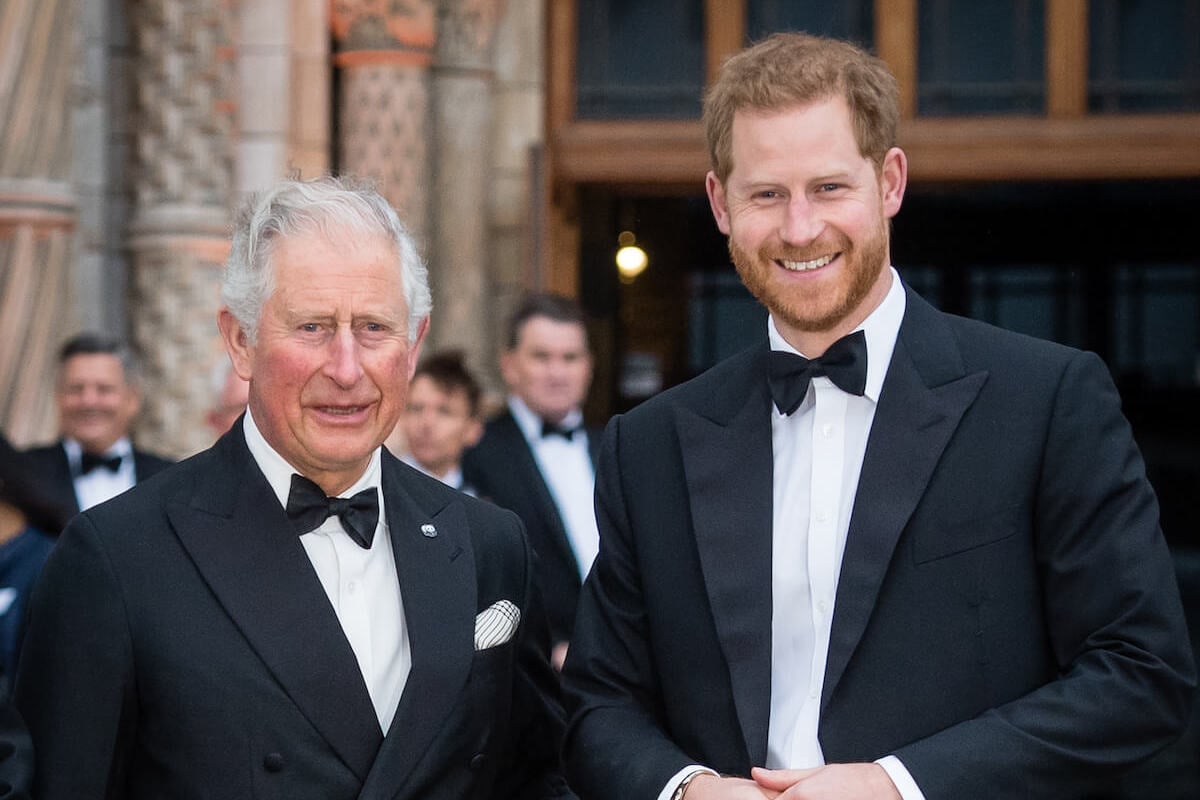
[[166, 429, 383, 780], [359, 455, 475, 800], [497, 413, 579, 572], [676, 343, 775, 766], [48, 443, 81, 516], [821, 290, 988, 712]]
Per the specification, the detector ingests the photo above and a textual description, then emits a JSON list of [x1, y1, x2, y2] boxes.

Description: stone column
[[127, 0, 237, 458], [0, 0, 78, 444], [428, 0, 502, 367], [332, 0, 436, 248]]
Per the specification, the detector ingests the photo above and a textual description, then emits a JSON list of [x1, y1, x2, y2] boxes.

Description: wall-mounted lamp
[[616, 230, 648, 283]]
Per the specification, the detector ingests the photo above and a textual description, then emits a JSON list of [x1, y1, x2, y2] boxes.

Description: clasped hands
[[684, 763, 903, 800]]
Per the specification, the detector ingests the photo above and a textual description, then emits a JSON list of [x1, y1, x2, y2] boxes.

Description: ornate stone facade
[[0, 0, 78, 443], [0, 1, 546, 451], [333, 0, 436, 246], [127, 0, 236, 457], [428, 0, 502, 374]]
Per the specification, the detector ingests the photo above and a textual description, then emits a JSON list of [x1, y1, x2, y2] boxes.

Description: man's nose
[[325, 327, 365, 387], [779, 195, 824, 246]]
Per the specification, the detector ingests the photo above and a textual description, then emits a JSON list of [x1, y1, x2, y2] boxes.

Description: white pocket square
[[474, 599, 520, 650]]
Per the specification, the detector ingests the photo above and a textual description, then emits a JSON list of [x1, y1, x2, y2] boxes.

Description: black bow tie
[[79, 452, 123, 475], [285, 474, 379, 549], [541, 419, 580, 440], [768, 330, 868, 415]]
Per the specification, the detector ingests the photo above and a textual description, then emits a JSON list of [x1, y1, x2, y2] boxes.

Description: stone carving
[[127, 0, 236, 457]]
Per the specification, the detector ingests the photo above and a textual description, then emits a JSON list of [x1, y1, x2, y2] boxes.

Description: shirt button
[[821, 424, 835, 438], [815, 511, 830, 523], [346, 581, 358, 594], [818, 600, 829, 613]]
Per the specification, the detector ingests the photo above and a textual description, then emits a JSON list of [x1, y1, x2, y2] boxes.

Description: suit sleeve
[[560, 415, 699, 798], [893, 350, 1196, 797], [13, 513, 137, 799], [0, 701, 32, 799], [494, 511, 577, 800]]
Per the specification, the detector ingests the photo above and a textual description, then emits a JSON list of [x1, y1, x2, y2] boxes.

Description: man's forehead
[[412, 374, 469, 403], [516, 316, 588, 349], [60, 353, 128, 383]]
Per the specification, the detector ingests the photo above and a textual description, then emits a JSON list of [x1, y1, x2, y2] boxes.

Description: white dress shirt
[[66, 436, 136, 511], [509, 396, 600, 580], [660, 268, 925, 800], [243, 409, 411, 734]]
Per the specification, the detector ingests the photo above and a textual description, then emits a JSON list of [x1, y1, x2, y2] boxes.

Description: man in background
[[24, 333, 172, 516], [463, 293, 599, 668], [400, 351, 483, 494]]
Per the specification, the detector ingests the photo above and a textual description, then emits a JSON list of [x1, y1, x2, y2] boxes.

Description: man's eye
[[818, 183, 841, 193], [300, 323, 320, 332]]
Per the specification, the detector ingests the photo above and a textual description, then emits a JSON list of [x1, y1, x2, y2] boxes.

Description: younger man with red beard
[[560, 32, 1193, 800]]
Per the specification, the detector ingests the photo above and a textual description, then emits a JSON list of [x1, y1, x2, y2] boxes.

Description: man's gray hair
[[221, 176, 432, 343]]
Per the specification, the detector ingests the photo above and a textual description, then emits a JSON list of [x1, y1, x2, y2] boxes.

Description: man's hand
[[750, 764, 902, 799], [684, 773, 780, 799], [550, 641, 569, 671]]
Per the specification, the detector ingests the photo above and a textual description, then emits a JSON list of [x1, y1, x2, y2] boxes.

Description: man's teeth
[[323, 407, 361, 415], [781, 254, 834, 271]]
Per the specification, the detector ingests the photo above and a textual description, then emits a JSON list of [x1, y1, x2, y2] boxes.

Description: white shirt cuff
[[876, 755, 927, 800], [657, 765, 719, 800]]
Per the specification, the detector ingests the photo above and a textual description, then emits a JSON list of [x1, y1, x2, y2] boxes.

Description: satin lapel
[[50, 443, 81, 516], [359, 457, 475, 800], [166, 430, 382, 780], [499, 414, 579, 572], [676, 344, 775, 766], [821, 293, 988, 712]]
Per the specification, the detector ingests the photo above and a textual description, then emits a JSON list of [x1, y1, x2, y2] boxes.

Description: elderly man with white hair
[[15, 176, 572, 800]]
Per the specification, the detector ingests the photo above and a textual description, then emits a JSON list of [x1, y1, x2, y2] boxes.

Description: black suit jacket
[[462, 411, 600, 644], [22, 440, 173, 519], [0, 701, 31, 799], [15, 423, 571, 800], [561, 287, 1195, 799]]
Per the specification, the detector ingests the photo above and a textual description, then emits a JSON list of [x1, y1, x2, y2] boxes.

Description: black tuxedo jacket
[[14, 423, 571, 800], [0, 701, 31, 798], [22, 440, 173, 519], [561, 287, 1195, 799], [462, 411, 600, 644]]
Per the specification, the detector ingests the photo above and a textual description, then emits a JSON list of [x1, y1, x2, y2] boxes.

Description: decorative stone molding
[[127, 0, 236, 457], [333, 0, 436, 246], [427, 0, 501, 373], [0, 0, 78, 443]]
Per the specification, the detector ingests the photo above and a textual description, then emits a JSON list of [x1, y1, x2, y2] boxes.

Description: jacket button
[[263, 752, 286, 773], [469, 753, 487, 771]]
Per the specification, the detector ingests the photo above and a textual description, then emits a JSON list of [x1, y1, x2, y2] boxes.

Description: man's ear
[[217, 308, 254, 381], [406, 317, 431, 381], [463, 417, 484, 449], [498, 348, 517, 389], [705, 171, 732, 235], [880, 146, 908, 219]]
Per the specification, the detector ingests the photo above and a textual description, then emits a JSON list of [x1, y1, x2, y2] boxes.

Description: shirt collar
[[507, 395, 584, 444], [767, 266, 906, 403], [242, 406, 381, 509]]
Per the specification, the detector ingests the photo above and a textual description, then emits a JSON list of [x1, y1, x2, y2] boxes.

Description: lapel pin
[[420, 523, 438, 538]]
